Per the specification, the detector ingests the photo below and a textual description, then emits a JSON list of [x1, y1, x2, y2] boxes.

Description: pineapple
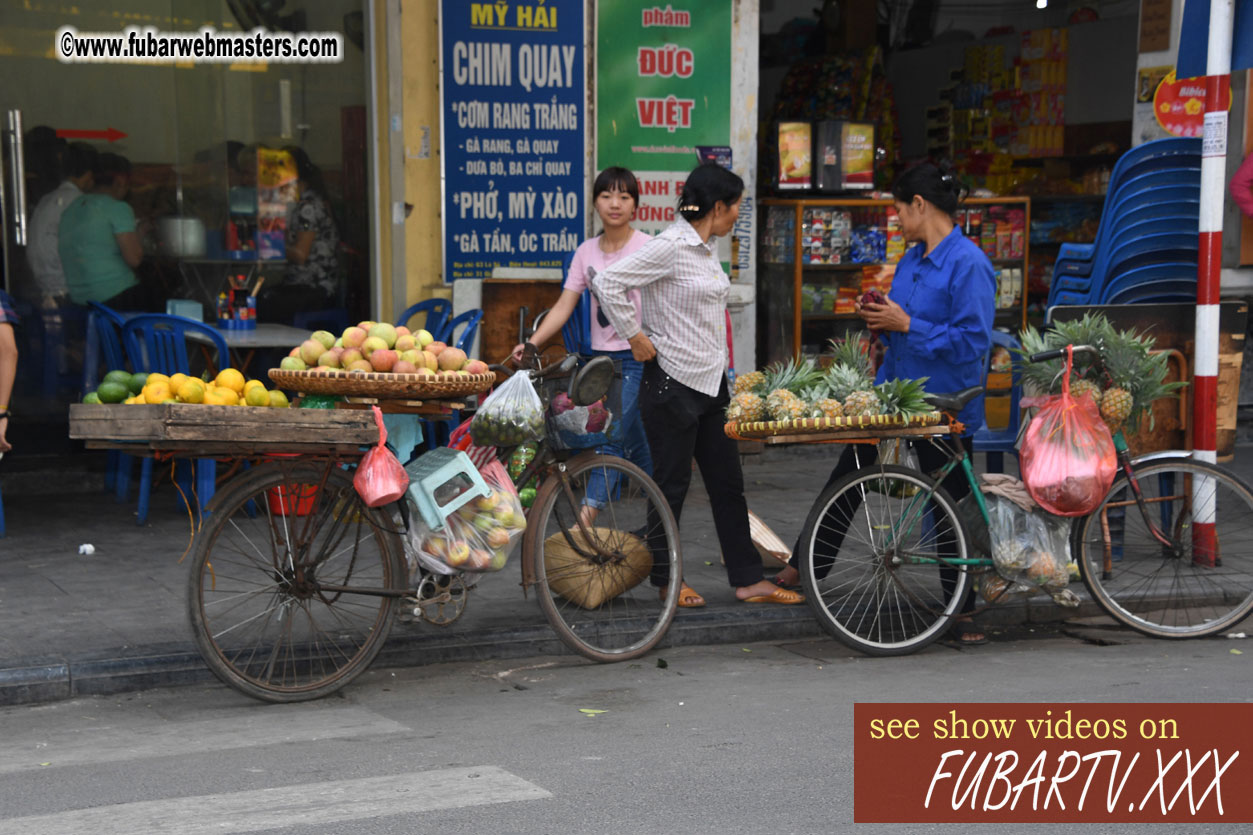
[[875, 377, 932, 418], [823, 362, 873, 402], [766, 388, 807, 421], [802, 385, 844, 419], [843, 389, 880, 417], [1070, 377, 1102, 408], [828, 333, 874, 380], [727, 391, 766, 422], [733, 369, 766, 396], [1099, 386, 1133, 427]]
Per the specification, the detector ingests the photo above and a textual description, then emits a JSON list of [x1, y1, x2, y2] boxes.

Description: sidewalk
[[0, 445, 1228, 705]]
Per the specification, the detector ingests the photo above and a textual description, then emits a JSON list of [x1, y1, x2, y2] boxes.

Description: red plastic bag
[[354, 406, 410, 507], [1020, 347, 1117, 516]]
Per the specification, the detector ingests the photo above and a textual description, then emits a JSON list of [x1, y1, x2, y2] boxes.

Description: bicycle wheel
[[187, 461, 407, 702], [1073, 459, 1253, 637], [524, 453, 681, 662], [798, 464, 972, 656]]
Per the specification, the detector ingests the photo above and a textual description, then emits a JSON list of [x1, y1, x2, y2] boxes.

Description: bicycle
[[185, 349, 680, 702], [795, 344, 1253, 656]]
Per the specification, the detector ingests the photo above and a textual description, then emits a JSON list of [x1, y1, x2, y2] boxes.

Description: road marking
[[0, 766, 550, 834], [0, 706, 408, 774]]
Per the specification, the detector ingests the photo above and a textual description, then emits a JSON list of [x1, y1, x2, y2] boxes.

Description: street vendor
[[772, 162, 995, 643], [593, 162, 804, 609]]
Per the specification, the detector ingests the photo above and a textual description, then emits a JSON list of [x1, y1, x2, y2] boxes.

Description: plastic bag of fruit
[[353, 406, 410, 507], [469, 370, 545, 447], [984, 494, 1073, 605], [407, 458, 526, 575], [1020, 347, 1116, 516]]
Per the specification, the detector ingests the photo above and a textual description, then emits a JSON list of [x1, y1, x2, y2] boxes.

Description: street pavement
[[0, 445, 1248, 706]]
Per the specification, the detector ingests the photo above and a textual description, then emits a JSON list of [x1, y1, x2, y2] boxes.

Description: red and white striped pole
[[1193, 0, 1234, 566]]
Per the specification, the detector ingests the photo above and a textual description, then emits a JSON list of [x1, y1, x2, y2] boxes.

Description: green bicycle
[[796, 344, 1253, 656]]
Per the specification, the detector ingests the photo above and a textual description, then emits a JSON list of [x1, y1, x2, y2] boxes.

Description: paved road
[[1, 624, 1249, 834]]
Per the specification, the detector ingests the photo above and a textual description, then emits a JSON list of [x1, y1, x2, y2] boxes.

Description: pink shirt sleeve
[[1230, 152, 1253, 219], [563, 243, 591, 294]]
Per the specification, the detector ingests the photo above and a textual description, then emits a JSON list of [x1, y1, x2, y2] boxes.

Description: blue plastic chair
[[85, 302, 134, 497], [974, 331, 1023, 474], [1104, 281, 1198, 305], [395, 299, 450, 339], [120, 314, 231, 525], [292, 308, 350, 334], [1051, 227, 1199, 298], [1097, 262, 1198, 305], [438, 308, 483, 352]]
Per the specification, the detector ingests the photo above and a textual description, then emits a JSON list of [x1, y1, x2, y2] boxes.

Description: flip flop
[[772, 574, 802, 591], [741, 586, 805, 605], [949, 619, 988, 645], [660, 582, 706, 608]]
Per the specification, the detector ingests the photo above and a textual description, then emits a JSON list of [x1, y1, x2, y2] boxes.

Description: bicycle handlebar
[[1028, 344, 1098, 364]]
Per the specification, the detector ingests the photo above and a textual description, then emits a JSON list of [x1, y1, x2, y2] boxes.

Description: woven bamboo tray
[[725, 411, 945, 440], [268, 369, 494, 399]]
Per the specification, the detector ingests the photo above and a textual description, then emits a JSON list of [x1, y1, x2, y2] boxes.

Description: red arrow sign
[[55, 127, 127, 143]]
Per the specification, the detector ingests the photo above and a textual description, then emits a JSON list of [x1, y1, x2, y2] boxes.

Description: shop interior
[[1, 0, 371, 457], [755, 0, 1146, 366]]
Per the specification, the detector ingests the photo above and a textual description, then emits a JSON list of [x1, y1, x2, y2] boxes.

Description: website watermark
[[56, 25, 343, 64]]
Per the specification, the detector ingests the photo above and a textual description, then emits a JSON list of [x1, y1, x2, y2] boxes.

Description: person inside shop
[[0, 287, 18, 454], [771, 162, 996, 644], [59, 152, 149, 310], [511, 166, 654, 520], [26, 142, 97, 309], [257, 146, 342, 323], [593, 162, 804, 609]]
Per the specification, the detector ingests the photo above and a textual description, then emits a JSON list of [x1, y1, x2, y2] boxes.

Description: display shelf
[[760, 196, 1030, 364]]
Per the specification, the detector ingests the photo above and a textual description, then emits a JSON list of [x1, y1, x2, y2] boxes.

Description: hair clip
[[940, 172, 954, 184], [678, 204, 700, 212]]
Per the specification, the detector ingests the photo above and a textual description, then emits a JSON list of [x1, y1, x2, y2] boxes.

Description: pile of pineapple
[[1018, 313, 1184, 432], [728, 335, 933, 425]]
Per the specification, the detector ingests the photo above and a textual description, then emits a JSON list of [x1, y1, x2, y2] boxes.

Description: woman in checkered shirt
[[594, 164, 805, 608]]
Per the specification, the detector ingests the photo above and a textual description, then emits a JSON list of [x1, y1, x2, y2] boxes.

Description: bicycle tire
[[798, 464, 972, 656], [187, 461, 407, 702], [1073, 459, 1253, 638], [524, 453, 681, 662]]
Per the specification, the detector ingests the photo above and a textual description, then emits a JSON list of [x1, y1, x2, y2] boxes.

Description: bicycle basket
[[543, 357, 624, 450]]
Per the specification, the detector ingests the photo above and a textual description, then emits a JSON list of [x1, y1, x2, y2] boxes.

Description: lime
[[82, 391, 101, 404], [103, 369, 132, 387], [96, 381, 129, 403], [127, 372, 149, 395]]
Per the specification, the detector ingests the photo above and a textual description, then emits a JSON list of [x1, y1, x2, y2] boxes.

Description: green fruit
[[102, 369, 132, 387], [518, 487, 537, 508], [127, 372, 149, 395], [95, 381, 129, 403], [82, 391, 101, 404]]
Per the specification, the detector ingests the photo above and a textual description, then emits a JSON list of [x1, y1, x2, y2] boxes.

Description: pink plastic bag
[[353, 406, 410, 507], [1020, 347, 1117, 516]]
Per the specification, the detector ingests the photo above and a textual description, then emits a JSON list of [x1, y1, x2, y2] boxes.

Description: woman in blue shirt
[[774, 163, 995, 643]]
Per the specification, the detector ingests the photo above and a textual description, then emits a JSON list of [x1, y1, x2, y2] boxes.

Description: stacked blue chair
[[120, 314, 231, 524], [85, 302, 136, 498], [424, 308, 484, 449], [395, 298, 450, 339]]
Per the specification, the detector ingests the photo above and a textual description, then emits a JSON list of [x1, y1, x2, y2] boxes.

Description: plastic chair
[[292, 308, 350, 334], [85, 302, 133, 496], [973, 331, 1023, 474], [438, 308, 483, 353], [395, 299, 450, 339], [1051, 227, 1199, 299], [120, 314, 230, 524], [1097, 262, 1198, 305]]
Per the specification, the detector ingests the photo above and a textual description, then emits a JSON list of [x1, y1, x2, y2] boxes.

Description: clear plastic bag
[[407, 457, 526, 575], [353, 406, 409, 508], [984, 494, 1076, 607], [469, 370, 546, 447], [1020, 348, 1117, 516]]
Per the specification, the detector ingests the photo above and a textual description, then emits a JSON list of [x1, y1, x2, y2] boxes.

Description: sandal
[[948, 619, 988, 646], [661, 582, 706, 608], [741, 586, 805, 605], [772, 575, 802, 591]]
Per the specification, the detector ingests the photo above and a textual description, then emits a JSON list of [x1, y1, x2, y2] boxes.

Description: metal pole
[[1193, 0, 1234, 566]]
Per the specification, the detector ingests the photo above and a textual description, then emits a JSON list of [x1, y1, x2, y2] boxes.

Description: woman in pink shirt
[[513, 167, 654, 512]]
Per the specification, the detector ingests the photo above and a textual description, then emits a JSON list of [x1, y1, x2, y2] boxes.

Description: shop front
[[0, 0, 377, 456]]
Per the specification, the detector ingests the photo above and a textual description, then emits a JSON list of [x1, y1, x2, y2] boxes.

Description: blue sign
[[440, 0, 585, 282]]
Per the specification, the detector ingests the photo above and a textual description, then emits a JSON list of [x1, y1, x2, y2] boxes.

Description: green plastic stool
[[405, 448, 491, 530]]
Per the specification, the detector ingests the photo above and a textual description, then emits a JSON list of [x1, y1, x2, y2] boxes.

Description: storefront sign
[[439, 0, 585, 281], [596, 1, 732, 234], [1153, 69, 1231, 138]]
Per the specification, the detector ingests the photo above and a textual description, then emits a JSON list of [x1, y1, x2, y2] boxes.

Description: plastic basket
[[264, 453, 319, 516]]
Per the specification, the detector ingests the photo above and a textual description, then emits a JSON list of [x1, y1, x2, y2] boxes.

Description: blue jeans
[[584, 353, 654, 509]]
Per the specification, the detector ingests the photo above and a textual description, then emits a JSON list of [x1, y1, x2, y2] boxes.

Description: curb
[[0, 596, 1092, 706]]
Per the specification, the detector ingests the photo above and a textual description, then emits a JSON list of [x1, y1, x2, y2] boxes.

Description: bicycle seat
[[924, 386, 984, 412]]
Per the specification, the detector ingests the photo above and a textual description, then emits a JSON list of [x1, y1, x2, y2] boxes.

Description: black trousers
[[790, 437, 977, 615], [640, 362, 763, 588]]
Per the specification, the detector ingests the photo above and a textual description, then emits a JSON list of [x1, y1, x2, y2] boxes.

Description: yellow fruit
[[203, 389, 227, 406], [244, 379, 266, 393], [144, 381, 171, 404], [214, 388, 239, 406], [215, 368, 245, 393], [268, 390, 290, 408], [169, 373, 190, 392], [145, 373, 170, 388], [178, 379, 205, 403], [245, 386, 271, 407]]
